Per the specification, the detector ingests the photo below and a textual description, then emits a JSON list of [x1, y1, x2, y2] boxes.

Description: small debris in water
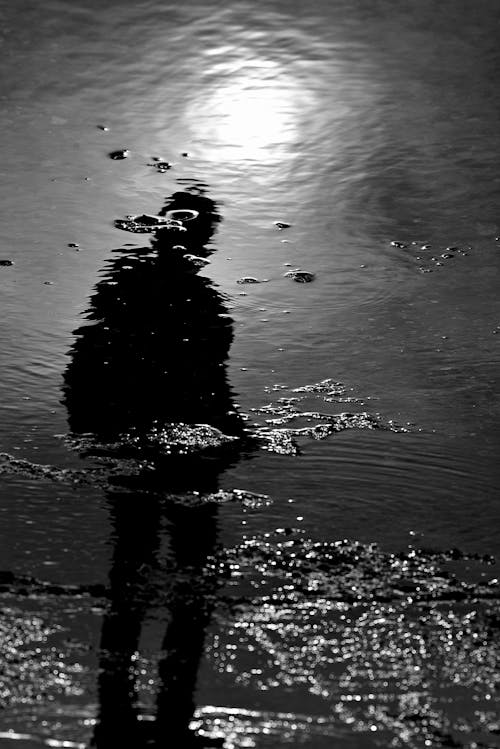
[[97, 125, 109, 131], [390, 241, 407, 248], [181, 152, 190, 157], [65, 422, 239, 459], [421, 244, 431, 249], [0, 259, 14, 266], [109, 149, 130, 160], [43, 281, 54, 285], [293, 378, 353, 398], [67, 242, 79, 249], [237, 277, 262, 284], [441, 252, 455, 259], [149, 160, 173, 172], [284, 270, 315, 283], [206, 488, 271, 509], [274, 221, 291, 230]]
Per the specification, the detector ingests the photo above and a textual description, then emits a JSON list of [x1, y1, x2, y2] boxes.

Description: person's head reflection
[[64, 189, 237, 747]]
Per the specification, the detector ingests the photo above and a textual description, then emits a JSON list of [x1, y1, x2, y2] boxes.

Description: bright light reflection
[[188, 64, 309, 163]]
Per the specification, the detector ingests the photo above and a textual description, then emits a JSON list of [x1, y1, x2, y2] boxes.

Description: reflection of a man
[[63, 189, 242, 747]]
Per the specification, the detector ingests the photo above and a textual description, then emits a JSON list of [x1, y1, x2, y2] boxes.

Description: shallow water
[[1, 0, 500, 746]]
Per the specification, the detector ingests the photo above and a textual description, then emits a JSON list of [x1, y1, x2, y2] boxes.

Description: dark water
[[1, 0, 500, 747]]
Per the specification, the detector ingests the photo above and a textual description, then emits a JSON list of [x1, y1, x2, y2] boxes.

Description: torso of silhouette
[[63, 191, 239, 747], [64, 190, 244, 493]]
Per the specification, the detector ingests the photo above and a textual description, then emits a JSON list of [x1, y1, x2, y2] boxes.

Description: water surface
[[1, 0, 500, 746]]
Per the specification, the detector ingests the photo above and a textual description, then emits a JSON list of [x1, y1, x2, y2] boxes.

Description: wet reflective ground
[[1, 0, 500, 746]]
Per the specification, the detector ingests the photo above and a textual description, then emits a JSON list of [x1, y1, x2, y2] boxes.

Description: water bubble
[[391, 241, 407, 248], [165, 209, 199, 223], [237, 277, 262, 284], [284, 270, 315, 283]]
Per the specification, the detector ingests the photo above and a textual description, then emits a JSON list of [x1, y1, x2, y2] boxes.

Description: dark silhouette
[[63, 189, 244, 747]]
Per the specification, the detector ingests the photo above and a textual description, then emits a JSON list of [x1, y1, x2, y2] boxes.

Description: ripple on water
[[0, 604, 90, 710], [200, 529, 500, 748]]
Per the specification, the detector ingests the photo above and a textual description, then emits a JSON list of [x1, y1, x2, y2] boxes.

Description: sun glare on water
[[187, 62, 309, 163]]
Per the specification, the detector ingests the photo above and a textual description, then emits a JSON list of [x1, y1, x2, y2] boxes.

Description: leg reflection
[[155, 503, 220, 746], [93, 494, 161, 747]]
